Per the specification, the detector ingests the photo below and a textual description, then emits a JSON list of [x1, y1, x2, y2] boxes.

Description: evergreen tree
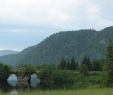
[[79, 56, 91, 75], [70, 57, 78, 70], [59, 57, 67, 70], [82, 56, 92, 71], [92, 60, 102, 71], [66, 59, 71, 70], [105, 41, 113, 86]]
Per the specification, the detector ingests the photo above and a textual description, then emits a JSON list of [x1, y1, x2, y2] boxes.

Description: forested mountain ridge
[[0, 26, 113, 65]]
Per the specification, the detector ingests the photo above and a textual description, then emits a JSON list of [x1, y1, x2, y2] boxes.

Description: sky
[[0, 0, 113, 51]]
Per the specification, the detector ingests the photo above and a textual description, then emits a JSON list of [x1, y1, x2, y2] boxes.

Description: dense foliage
[[0, 63, 11, 90], [104, 41, 113, 87]]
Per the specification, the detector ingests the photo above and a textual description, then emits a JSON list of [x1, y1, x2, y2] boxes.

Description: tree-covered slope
[[0, 26, 113, 65]]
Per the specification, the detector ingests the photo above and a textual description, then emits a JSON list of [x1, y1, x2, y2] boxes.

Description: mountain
[[0, 50, 19, 56], [0, 26, 113, 65]]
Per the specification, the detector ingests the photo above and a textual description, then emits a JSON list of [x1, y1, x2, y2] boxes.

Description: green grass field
[[1, 88, 113, 95]]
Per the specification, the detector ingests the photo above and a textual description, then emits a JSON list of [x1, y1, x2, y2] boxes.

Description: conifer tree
[[59, 57, 67, 70], [105, 41, 113, 86], [67, 59, 71, 70], [82, 56, 92, 71], [70, 57, 78, 70]]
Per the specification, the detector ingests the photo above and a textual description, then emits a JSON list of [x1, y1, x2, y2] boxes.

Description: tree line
[[58, 56, 103, 73]]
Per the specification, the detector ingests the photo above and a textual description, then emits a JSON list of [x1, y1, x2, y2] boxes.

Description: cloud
[[1, 0, 109, 30], [0, 0, 113, 31], [0, 0, 113, 50]]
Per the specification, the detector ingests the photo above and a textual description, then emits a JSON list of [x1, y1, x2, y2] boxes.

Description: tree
[[69, 57, 78, 70], [0, 63, 11, 89], [16, 64, 36, 89], [81, 56, 92, 71], [52, 70, 75, 88], [38, 65, 75, 89], [17, 64, 35, 75], [0, 63, 11, 82], [91, 60, 102, 71], [105, 41, 113, 86], [79, 64, 89, 75], [66, 60, 71, 70], [38, 64, 57, 88], [59, 58, 67, 70]]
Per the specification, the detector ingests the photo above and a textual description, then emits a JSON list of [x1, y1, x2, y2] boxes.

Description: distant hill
[[0, 26, 113, 65], [0, 50, 19, 56]]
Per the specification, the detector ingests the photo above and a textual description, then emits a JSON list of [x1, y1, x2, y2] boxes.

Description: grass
[[1, 88, 113, 95]]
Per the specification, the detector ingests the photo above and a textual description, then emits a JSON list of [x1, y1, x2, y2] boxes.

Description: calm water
[[31, 74, 40, 88], [7, 74, 17, 87]]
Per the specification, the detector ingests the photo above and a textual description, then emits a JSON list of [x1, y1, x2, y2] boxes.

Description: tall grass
[[2, 88, 113, 95]]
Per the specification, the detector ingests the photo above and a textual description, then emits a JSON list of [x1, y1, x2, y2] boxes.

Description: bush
[[16, 64, 35, 75], [0, 63, 11, 81], [0, 63, 11, 90], [38, 64, 75, 89], [52, 70, 75, 88]]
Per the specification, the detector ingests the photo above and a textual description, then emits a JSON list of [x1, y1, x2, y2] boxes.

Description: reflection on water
[[7, 74, 40, 88], [31, 74, 40, 88], [7, 74, 17, 87]]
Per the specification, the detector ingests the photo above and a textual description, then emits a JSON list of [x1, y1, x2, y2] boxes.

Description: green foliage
[[59, 57, 78, 70], [104, 41, 113, 86], [17, 64, 35, 75], [0, 63, 11, 91], [58, 58, 67, 70], [74, 71, 103, 88], [0, 63, 11, 81], [79, 56, 92, 75], [69, 57, 78, 70], [79, 64, 89, 75], [52, 70, 75, 88], [91, 60, 102, 71], [38, 64, 58, 88], [81, 57, 92, 71], [38, 64, 75, 89]]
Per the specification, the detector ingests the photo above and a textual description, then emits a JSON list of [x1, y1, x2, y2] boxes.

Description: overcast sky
[[0, 0, 113, 51]]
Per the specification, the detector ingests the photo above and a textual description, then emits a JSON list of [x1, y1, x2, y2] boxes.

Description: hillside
[[0, 26, 113, 65]]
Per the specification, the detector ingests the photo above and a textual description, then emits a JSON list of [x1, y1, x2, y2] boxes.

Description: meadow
[[1, 88, 113, 95]]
